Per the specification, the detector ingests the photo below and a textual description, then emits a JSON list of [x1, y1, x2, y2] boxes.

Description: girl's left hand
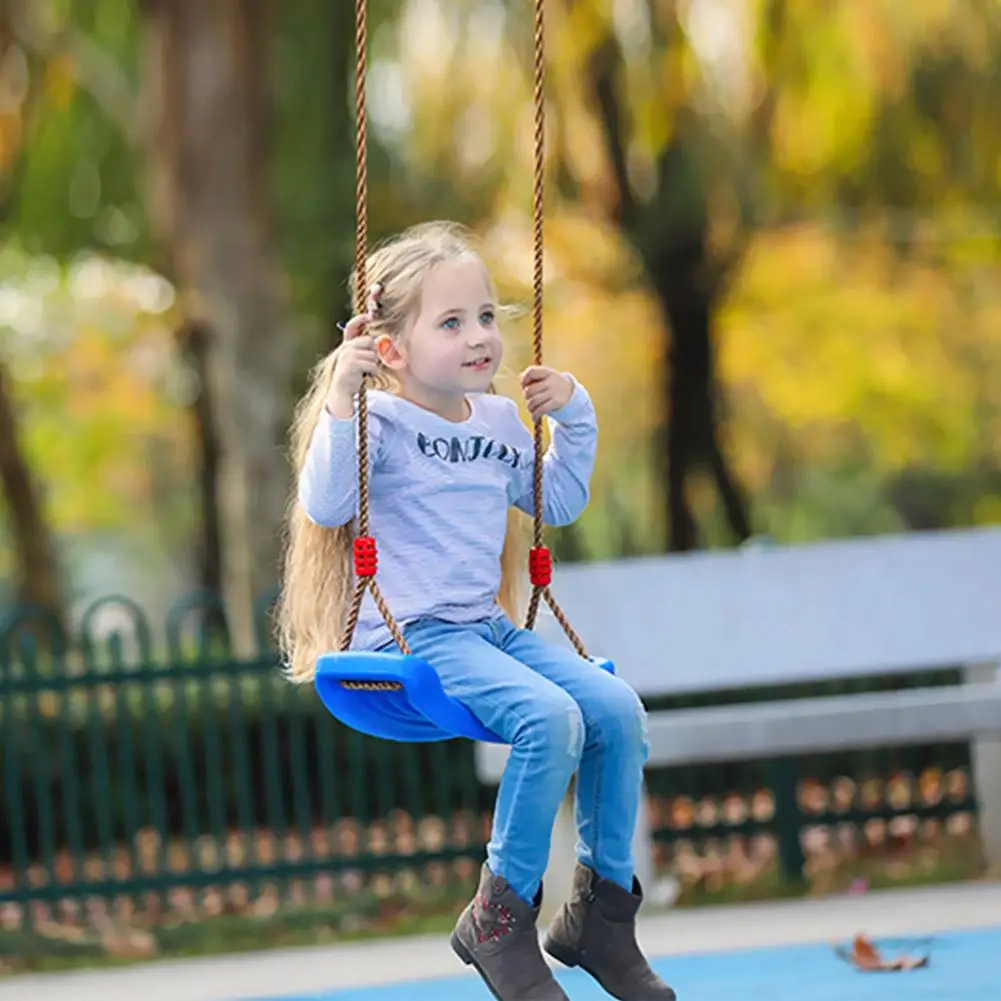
[[521, 366, 574, 419]]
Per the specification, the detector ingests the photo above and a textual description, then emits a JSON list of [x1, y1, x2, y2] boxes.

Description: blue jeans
[[397, 614, 649, 904]]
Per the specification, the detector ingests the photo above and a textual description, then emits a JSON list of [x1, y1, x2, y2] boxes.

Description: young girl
[[278, 222, 675, 1001]]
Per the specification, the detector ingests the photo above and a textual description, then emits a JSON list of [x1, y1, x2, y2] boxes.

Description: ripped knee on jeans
[[565, 704, 584, 759], [526, 699, 584, 764]]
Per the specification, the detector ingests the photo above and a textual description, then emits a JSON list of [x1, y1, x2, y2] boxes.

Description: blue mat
[[243, 924, 1001, 1001]]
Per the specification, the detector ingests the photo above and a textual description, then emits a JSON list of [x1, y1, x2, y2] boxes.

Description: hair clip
[[367, 282, 384, 316]]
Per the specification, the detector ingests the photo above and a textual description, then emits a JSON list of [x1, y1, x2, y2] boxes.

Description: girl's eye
[[479, 310, 496, 326], [441, 316, 460, 331]]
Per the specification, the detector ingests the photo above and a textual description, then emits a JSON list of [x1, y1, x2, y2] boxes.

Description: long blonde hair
[[277, 221, 528, 684]]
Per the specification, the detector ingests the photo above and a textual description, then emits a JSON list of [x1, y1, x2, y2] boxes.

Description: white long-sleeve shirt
[[298, 382, 598, 650]]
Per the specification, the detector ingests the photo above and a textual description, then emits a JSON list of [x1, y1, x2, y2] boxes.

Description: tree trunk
[[141, 0, 293, 649], [0, 10, 66, 628], [176, 320, 222, 596], [0, 360, 65, 622], [647, 236, 752, 551], [583, 30, 752, 554]]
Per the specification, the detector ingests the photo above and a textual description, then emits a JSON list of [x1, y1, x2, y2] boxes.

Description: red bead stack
[[528, 546, 552, 587], [353, 536, 378, 578]]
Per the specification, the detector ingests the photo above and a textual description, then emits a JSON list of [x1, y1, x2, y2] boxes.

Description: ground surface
[[3, 881, 999, 1001]]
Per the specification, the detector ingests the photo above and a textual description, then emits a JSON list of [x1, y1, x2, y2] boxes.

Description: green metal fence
[[640, 672, 978, 883], [0, 592, 980, 934], [0, 593, 488, 933]]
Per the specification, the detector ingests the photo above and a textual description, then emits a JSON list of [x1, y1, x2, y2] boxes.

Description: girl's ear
[[377, 335, 406, 371]]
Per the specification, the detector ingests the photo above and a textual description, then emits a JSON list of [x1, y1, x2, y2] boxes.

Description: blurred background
[[1, 0, 1000, 976]]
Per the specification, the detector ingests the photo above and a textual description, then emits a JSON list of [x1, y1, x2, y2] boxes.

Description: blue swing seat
[[315, 650, 616, 744]]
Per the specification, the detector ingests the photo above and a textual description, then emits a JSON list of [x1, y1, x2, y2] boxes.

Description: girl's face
[[381, 256, 503, 419]]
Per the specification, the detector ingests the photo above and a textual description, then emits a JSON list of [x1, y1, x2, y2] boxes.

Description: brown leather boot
[[543, 864, 676, 1000], [451, 864, 569, 1001]]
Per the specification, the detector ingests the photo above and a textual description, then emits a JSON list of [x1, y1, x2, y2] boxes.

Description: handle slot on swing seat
[[338, 679, 403, 691]]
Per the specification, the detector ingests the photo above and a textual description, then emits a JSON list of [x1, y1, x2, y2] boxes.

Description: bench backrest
[[536, 526, 1001, 697]]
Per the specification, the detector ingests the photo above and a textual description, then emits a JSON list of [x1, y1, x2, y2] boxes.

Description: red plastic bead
[[353, 536, 378, 578], [528, 547, 552, 587]]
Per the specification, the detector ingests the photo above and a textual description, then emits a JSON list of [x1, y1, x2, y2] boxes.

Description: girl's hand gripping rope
[[520, 365, 573, 420], [327, 287, 384, 416]]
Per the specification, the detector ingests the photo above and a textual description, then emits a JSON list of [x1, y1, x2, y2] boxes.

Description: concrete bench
[[475, 527, 1001, 915]]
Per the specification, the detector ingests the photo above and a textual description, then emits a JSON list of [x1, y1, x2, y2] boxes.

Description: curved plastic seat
[[315, 650, 615, 744]]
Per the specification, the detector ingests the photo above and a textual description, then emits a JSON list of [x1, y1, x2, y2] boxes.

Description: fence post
[[767, 758, 805, 883], [966, 661, 1001, 874]]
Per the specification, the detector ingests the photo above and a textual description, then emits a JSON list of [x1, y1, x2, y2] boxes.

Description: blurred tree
[[0, 363, 65, 618], [553, 0, 1001, 549], [720, 224, 1001, 540], [0, 2, 65, 621], [3, 0, 408, 623], [5, 0, 1000, 616], [4, 0, 232, 609], [759, 0, 1001, 224], [272, 0, 355, 349], [6, 0, 148, 259], [553, 0, 783, 551], [4, 0, 217, 611], [140, 0, 295, 646], [721, 0, 1001, 536]]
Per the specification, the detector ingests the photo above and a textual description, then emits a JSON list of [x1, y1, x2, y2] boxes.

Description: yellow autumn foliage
[[719, 224, 1001, 493]]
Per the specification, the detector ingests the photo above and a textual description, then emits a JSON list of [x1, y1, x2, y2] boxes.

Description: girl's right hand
[[326, 312, 379, 415]]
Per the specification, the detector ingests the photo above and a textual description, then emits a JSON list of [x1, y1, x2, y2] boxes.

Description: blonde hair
[[277, 221, 528, 684]]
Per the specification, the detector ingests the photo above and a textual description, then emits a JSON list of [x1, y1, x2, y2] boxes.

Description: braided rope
[[522, 0, 589, 660], [340, 0, 410, 657], [353, 0, 369, 541]]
